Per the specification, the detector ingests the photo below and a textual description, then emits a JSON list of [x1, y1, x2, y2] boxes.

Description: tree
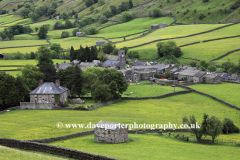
[[199, 60, 209, 71], [122, 46, 129, 55], [91, 80, 111, 102], [98, 0, 105, 6], [38, 25, 48, 39], [99, 15, 108, 24], [70, 65, 83, 97], [35, 45, 56, 82], [24, 2, 31, 8], [208, 65, 217, 72], [61, 31, 69, 38], [112, 48, 118, 55], [50, 43, 61, 56], [183, 114, 208, 143], [28, 12, 39, 21], [35, 27, 39, 32], [103, 10, 112, 18], [159, 41, 182, 58], [102, 43, 114, 54], [97, 52, 108, 62], [190, 61, 197, 67], [72, 28, 79, 36], [165, 69, 171, 79], [127, 51, 139, 59], [85, 0, 94, 7], [51, 2, 57, 9], [222, 118, 239, 134], [90, 6, 95, 13], [154, 72, 160, 78], [57, 66, 74, 92], [20, 8, 30, 18], [118, 1, 129, 12], [65, 19, 73, 28], [61, 12, 68, 20], [153, 9, 162, 17], [222, 61, 235, 72], [129, 0, 133, 8], [122, 12, 132, 22], [86, 27, 97, 35], [206, 115, 223, 143], [110, 5, 117, 15], [82, 72, 98, 95]]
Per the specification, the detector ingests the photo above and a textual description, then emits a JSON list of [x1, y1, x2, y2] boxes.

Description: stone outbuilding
[[193, 71, 207, 83], [96, 41, 106, 46], [159, 23, 167, 28], [76, 32, 84, 37], [56, 16, 61, 19], [151, 24, 159, 29], [94, 120, 128, 144], [204, 73, 222, 84]]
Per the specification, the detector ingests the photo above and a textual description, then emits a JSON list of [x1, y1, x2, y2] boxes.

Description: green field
[[0, 93, 239, 140], [0, 46, 40, 54], [0, 15, 21, 25], [69, 99, 100, 108], [49, 133, 240, 160], [12, 34, 39, 40], [49, 37, 106, 49], [214, 50, 240, 65], [0, 40, 48, 48], [122, 84, 186, 97], [47, 28, 77, 39], [0, 145, 71, 160], [0, 59, 70, 66], [189, 82, 240, 107], [3, 71, 21, 77]]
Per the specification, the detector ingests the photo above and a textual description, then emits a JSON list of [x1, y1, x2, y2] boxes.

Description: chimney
[[39, 79, 43, 86], [55, 79, 60, 87]]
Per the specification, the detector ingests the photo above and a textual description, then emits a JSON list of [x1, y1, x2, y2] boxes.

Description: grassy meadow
[[0, 59, 70, 66], [122, 84, 186, 97], [0, 93, 239, 140], [189, 82, 240, 107], [3, 71, 21, 77], [214, 50, 240, 65], [0, 46, 40, 54], [49, 133, 240, 160], [0, 15, 21, 25], [0, 145, 72, 160], [0, 40, 48, 48]]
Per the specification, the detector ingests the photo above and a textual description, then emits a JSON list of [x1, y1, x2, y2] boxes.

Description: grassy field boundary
[[126, 22, 240, 49], [211, 48, 240, 62], [0, 138, 117, 160], [0, 1, 30, 10], [179, 85, 240, 111]]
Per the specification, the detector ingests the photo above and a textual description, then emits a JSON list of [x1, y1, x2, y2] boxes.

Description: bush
[[222, 118, 239, 134], [86, 27, 97, 35], [122, 12, 132, 22], [61, 31, 69, 38], [127, 51, 139, 59], [103, 10, 112, 18], [154, 72, 160, 78], [190, 61, 197, 67], [208, 65, 217, 72], [153, 9, 162, 17], [111, 48, 118, 55], [99, 15, 108, 24]]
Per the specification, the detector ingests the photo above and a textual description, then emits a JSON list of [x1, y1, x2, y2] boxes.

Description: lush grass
[[0, 40, 48, 48], [3, 71, 21, 77], [47, 28, 77, 39], [49, 133, 240, 160], [0, 145, 71, 160], [0, 46, 40, 54], [214, 50, 240, 65], [189, 82, 240, 107], [0, 67, 18, 70], [12, 34, 39, 40], [116, 24, 227, 48], [2, 18, 32, 26], [0, 59, 70, 66], [28, 19, 66, 31], [0, 14, 21, 25], [122, 84, 186, 97], [0, 93, 239, 140], [69, 99, 100, 108], [49, 37, 105, 49]]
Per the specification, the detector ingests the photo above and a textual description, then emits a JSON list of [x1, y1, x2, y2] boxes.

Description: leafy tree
[[35, 45, 56, 82], [190, 61, 197, 67], [102, 43, 114, 54], [199, 60, 209, 71], [82, 72, 98, 95], [85, 0, 94, 7], [122, 46, 129, 55], [112, 48, 118, 55], [110, 5, 117, 15], [154, 72, 160, 78], [38, 25, 48, 39], [57, 66, 75, 92], [98, 0, 105, 6], [50, 43, 61, 56], [30, 52, 35, 59], [222, 118, 239, 134], [51, 2, 57, 9], [35, 27, 39, 32], [97, 52, 108, 62], [160, 41, 182, 58], [222, 61, 235, 72], [61, 31, 69, 38], [208, 65, 217, 72], [61, 12, 68, 20], [118, 1, 129, 12], [90, 6, 95, 13], [72, 28, 79, 36], [99, 15, 108, 24], [24, 2, 31, 8], [122, 12, 132, 22], [206, 115, 223, 143], [129, 0, 133, 8], [103, 10, 112, 18], [28, 12, 39, 21], [127, 51, 139, 59], [86, 27, 97, 35], [0, 32, 6, 39], [65, 19, 73, 28], [183, 114, 208, 143], [153, 9, 162, 17], [165, 69, 171, 79], [71, 65, 83, 97], [20, 8, 30, 18], [91, 80, 111, 102]]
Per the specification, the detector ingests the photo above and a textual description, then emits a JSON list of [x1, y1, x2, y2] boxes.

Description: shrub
[[86, 27, 97, 35], [61, 31, 69, 38], [99, 15, 108, 24], [190, 61, 197, 67], [208, 65, 217, 72], [199, 14, 206, 20], [72, 28, 79, 36], [222, 118, 239, 134], [202, 0, 209, 2], [103, 10, 112, 18], [112, 48, 118, 55], [122, 12, 132, 22], [127, 51, 139, 59], [153, 9, 162, 17]]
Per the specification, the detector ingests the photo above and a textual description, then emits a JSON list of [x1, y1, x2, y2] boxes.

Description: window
[[35, 95, 37, 98], [52, 95, 54, 98]]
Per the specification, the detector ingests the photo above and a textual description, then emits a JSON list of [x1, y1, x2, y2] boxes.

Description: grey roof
[[133, 64, 170, 70], [130, 61, 146, 66], [205, 73, 220, 78], [103, 60, 119, 65], [56, 63, 72, 69], [194, 71, 207, 77], [178, 67, 201, 76], [106, 54, 119, 61], [29, 82, 68, 95], [96, 120, 126, 130], [230, 74, 238, 80], [125, 70, 132, 76]]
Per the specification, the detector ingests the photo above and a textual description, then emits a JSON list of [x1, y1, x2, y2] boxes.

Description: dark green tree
[[91, 80, 111, 102], [71, 65, 83, 97], [35, 45, 56, 82], [129, 0, 133, 8], [38, 25, 48, 39], [153, 9, 162, 17], [20, 8, 30, 18], [110, 5, 117, 15], [206, 115, 223, 143], [57, 66, 75, 93], [102, 43, 114, 54], [82, 72, 98, 95]]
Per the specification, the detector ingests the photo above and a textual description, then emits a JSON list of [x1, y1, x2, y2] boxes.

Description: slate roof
[[29, 82, 68, 95], [178, 67, 200, 76], [130, 61, 146, 66], [96, 120, 126, 130], [194, 71, 207, 77], [230, 74, 238, 80], [56, 63, 72, 69], [205, 73, 219, 78], [125, 69, 132, 76], [103, 60, 119, 65]]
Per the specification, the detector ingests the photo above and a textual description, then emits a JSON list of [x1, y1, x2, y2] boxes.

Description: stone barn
[[96, 41, 106, 46], [94, 121, 128, 144], [76, 32, 84, 37], [159, 23, 168, 28], [56, 16, 61, 19], [204, 73, 222, 84], [151, 24, 159, 29]]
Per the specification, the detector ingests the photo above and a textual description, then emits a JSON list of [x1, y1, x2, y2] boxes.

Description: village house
[[29, 79, 68, 103], [76, 32, 84, 37], [204, 73, 222, 84], [0, 37, 2, 41], [151, 24, 159, 29], [193, 71, 207, 83], [178, 67, 201, 82], [78, 60, 101, 70], [56, 15, 61, 19], [103, 50, 126, 70], [94, 120, 128, 144], [229, 74, 239, 82]]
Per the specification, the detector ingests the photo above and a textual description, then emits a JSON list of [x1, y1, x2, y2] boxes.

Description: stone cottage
[[29, 79, 68, 103], [193, 71, 207, 83], [178, 67, 201, 82], [204, 73, 222, 84], [96, 41, 106, 46], [76, 32, 84, 37], [151, 24, 159, 29], [94, 120, 128, 144]]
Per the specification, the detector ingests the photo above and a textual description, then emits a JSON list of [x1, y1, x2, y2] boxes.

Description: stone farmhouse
[[94, 120, 128, 144], [29, 79, 68, 103], [178, 67, 201, 82], [192, 71, 207, 83], [204, 73, 222, 84], [103, 49, 126, 70]]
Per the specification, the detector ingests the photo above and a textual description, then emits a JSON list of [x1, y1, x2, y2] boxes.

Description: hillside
[[1, 0, 240, 23]]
